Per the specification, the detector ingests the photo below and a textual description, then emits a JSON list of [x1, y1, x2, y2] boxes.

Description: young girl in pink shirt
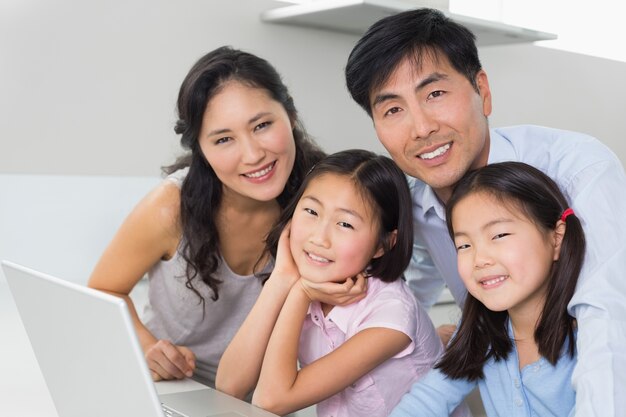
[[218, 149, 469, 417]]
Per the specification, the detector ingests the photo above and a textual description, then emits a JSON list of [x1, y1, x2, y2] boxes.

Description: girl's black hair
[[437, 162, 586, 381], [164, 46, 325, 306], [264, 149, 413, 282]]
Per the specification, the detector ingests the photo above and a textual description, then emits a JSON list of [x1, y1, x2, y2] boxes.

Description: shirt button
[[314, 315, 319, 321], [351, 383, 357, 388], [514, 379, 521, 388], [515, 398, 523, 407], [533, 365, 540, 372]]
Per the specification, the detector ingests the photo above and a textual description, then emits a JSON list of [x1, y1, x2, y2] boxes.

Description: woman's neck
[[216, 192, 281, 276]]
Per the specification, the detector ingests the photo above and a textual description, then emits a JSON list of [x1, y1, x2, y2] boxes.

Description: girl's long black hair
[[164, 47, 325, 306], [436, 162, 586, 381]]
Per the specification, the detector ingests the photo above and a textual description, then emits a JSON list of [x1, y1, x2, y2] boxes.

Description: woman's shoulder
[[128, 177, 182, 247], [163, 167, 189, 188]]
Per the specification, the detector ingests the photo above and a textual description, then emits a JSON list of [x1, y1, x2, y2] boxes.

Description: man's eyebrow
[[371, 72, 449, 109]]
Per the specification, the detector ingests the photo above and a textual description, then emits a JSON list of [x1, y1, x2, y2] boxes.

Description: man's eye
[[384, 107, 402, 117], [254, 121, 271, 131], [428, 90, 445, 99]]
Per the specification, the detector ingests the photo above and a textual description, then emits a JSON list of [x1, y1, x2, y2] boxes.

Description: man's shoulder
[[492, 124, 617, 169]]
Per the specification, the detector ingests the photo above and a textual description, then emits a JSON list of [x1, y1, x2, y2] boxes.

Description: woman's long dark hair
[[264, 149, 414, 282], [436, 162, 586, 381], [164, 46, 325, 305]]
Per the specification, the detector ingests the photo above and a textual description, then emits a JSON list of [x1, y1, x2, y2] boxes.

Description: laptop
[[1, 260, 277, 417]]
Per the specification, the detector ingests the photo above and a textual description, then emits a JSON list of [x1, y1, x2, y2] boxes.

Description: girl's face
[[198, 81, 296, 205], [289, 173, 384, 284], [451, 191, 561, 317]]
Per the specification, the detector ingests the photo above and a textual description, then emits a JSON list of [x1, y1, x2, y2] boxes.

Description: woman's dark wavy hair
[[345, 8, 482, 117], [164, 46, 325, 306], [264, 149, 414, 282], [437, 162, 586, 381]]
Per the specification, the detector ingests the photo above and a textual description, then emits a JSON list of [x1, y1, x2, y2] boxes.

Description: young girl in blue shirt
[[391, 161, 586, 417]]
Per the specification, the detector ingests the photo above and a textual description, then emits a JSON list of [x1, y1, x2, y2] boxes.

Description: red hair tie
[[560, 208, 574, 221]]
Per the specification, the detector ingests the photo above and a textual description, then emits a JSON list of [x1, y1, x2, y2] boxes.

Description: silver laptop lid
[[2, 260, 164, 417]]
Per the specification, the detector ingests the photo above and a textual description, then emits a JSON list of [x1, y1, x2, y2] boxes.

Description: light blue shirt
[[390, 322, 577, 417], [405, 125, 626, 416]]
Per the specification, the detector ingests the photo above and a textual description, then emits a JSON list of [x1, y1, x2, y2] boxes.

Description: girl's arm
[[217, 227, 368, 399], [88, 181, 195, 381], [252, 282, 411, 416], [216, 227, 299, 399], [389, 367, 475, 417]]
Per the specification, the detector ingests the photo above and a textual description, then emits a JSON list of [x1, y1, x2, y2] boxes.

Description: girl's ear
[[552, 220, 567, 261], [373, 230, 397, 259]]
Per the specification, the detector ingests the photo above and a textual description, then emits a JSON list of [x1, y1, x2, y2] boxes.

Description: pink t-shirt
[[298, 277, 443, 417]]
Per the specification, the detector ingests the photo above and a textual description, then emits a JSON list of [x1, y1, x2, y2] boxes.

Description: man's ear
[[476, 70, 492, 117], [552, 220, 566, 261], [373, 230, 397, 259]]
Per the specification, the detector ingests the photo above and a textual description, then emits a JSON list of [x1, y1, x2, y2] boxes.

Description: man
[[345, 8, 626, 416]]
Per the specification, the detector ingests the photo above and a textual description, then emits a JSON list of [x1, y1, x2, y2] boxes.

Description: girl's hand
[[300, 273, 368, 306], [269, 223, 300, 289], [144, 339, 196, 381]]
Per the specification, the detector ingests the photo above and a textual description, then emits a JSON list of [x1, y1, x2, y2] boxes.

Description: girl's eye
[[492, 233, 510, 240], [215, 137, 231, 145], [254, 121, 271, 132], [304, 208, 317, 216], [337, 221, 354, 229], [383, 106, 402, 117], [427, 90, 445, 100], [456, 243, 470, 251]]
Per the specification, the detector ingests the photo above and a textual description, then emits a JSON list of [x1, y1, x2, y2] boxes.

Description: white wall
[[2, 0, 625, 179], [1, 0, 625, 279]]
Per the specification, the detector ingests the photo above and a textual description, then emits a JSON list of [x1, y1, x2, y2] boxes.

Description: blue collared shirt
[[390, 322, 577, 417], [405, 125, 626, 416]]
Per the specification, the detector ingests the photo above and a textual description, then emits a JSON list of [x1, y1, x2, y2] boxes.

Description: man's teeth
[[482, 276, 507, 286], [245, 163, 274, 178], [308, 252, 330, 263], [419, 143, 450, 160]]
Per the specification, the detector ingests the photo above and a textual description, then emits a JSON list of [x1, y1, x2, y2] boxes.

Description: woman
[[88, 46, 326, 387]]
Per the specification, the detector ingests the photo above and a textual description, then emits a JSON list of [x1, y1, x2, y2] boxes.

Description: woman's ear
[[552, 220, 566, 261], [373, 230, 397, 259]]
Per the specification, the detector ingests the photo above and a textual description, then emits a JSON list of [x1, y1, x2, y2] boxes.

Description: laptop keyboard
[[162, 403, 189, 417]]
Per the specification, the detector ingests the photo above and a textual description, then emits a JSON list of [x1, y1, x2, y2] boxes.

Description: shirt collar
[[412, 129, 516, 220], [305, 299, 363, 334], [308, 278, 383, 333], [488, 129, 516, 164], [325, 302, 360, 333]]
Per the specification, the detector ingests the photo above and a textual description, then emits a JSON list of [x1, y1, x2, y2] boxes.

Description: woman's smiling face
[[198, 81, 296, 205]]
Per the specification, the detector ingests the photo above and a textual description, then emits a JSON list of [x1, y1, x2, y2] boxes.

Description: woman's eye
[[215, 137, 231, 145], [337, 221, 354, 229], [254, 121, 271, 131], [493, 233, 510, 240], [304, 208, 317, 216], [384, 106, 402, 117]]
